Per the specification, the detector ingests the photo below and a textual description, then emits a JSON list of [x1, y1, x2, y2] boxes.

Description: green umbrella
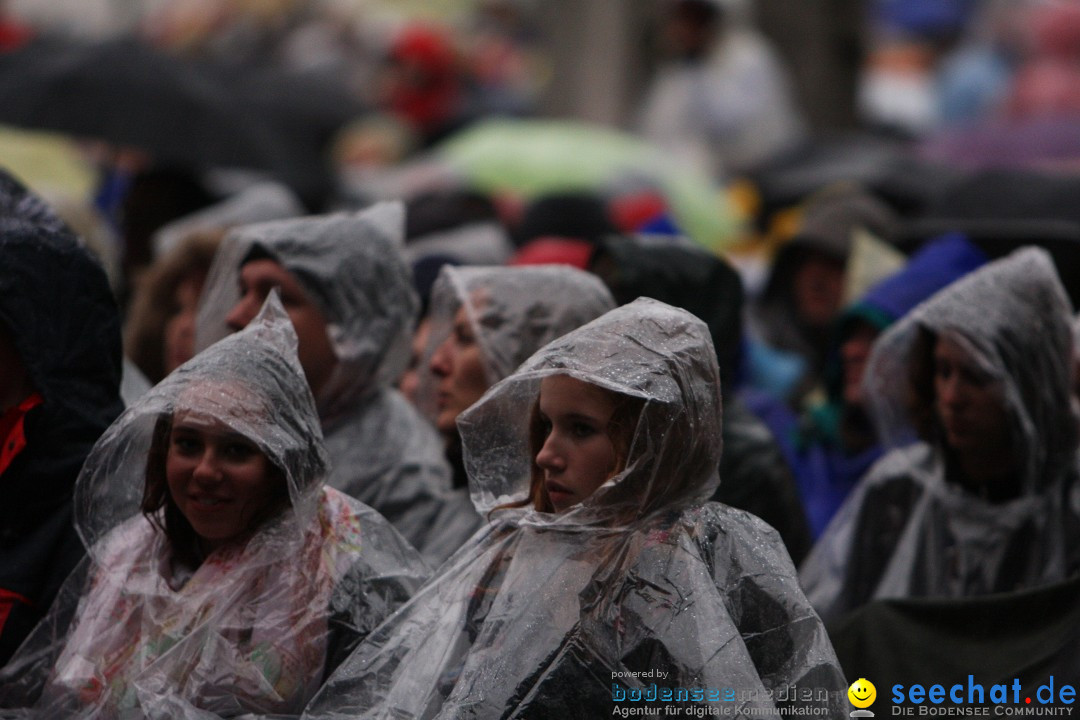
[[436, 118, 739, 253]]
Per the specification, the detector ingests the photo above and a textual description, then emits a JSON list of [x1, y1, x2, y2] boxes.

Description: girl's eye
[[570, 422, 597, 439], [171, 436, 201, 455], [454, 323, 475, 345], [224, 442, 257, 460], [959, 366, 992, 387]]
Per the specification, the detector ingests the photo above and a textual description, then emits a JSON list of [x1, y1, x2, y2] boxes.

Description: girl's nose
[[225, 294, 259, 332], [192, 451, 223, 484], [939, 376, 964, 407], [429, 337, 453, 377], [535, 434, 564, 473]]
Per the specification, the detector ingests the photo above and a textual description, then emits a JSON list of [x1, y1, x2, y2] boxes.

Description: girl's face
[[534, 375, 619, 512], [162, 273, 205, 376], [429, 305, 489, 435], [165, 412, 275, 553]]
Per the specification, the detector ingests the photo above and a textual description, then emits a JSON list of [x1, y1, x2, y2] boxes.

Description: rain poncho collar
[[0, 295, 428, 718], [800, 247, 1080, 621], [305, 299, 846, 718], [196, 201, 418, 421]]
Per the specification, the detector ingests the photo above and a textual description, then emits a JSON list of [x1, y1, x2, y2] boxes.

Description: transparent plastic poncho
[[195, 202, 470, 564], [416, 264, 617, 419], [151, 181, 305, 259], [0, 294, 428, 719], [800, 247, 1080, 623], [305, 298, 846, 719]]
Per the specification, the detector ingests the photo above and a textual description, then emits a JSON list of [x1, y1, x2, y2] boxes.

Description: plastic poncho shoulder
[[305, 298, 845, 719], [195, 202, 466, 564], [0, 294, 427, 719], [800, 247, 1080, 623]]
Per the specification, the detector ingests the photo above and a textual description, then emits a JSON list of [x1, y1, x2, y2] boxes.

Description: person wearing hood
[[0, 171, 125, 666], [196, 202, 471, 565], [800, 247, 1080, 624], [791, 233, 987, 538], [0, 295, 427, 718], [418, 264, 617, 490], [749, 182, 900, 408], [125, 183, 306, 386], [304, 299, 846, 719]]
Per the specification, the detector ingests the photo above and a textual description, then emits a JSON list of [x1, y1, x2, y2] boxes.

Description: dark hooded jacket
[[592, 234, 813, 563], [0, 173, 123, 664]]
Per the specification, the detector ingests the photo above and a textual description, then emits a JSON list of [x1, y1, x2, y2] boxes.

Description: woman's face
[[933, 334, 1011, 455], [162, 273, 205, 376], [840, 320, 879, 408], [429, 305, 489, 435], [793, 252, 845, 328], [398, 315, 431, 406], [226, 258, 338, 400], [534, 375, 619, 512], [165, 411, 275, 553]]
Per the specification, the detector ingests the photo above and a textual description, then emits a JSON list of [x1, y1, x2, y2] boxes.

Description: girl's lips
[[545, 480, 573, 505], [189, 495, 232, 508]]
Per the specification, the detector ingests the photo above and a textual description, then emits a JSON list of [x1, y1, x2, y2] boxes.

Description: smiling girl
[[0, 294, 427, 718], [305, 298, 845, 718]]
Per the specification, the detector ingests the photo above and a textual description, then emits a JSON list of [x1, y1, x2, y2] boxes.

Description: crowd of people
[[1, 0, 1079, 717]]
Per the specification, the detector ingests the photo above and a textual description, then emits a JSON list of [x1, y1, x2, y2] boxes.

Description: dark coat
[[0, 173, 123, 664]]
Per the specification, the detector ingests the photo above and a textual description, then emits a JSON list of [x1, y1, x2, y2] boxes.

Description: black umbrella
[[897, 169, 1080, 307], [0, 36, 328, 199]]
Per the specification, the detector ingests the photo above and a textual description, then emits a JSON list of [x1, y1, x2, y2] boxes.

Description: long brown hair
[[141, 414, 290, 568], [493, 380, 643, 515]]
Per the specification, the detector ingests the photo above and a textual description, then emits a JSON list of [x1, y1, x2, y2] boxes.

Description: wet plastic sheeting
[[801, 248, 1080, 623], [0, 295, 427, 718], [196, 202, 474, 564], [305, 299, 845, 718]]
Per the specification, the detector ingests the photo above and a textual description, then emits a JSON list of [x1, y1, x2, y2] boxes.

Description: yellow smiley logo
[[848, 678, 876, 708]]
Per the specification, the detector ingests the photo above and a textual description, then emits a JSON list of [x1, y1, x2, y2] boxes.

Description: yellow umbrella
[[0, 124, 96, 201]]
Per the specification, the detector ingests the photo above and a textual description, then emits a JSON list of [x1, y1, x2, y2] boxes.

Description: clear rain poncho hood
[[0, 294, 427, 719], [195, 202, 468, 565], [196, 201, 417, 417], [417, 264, 617, 417], [800, 247, 1080, 623], [304, 298, 846, 719]]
